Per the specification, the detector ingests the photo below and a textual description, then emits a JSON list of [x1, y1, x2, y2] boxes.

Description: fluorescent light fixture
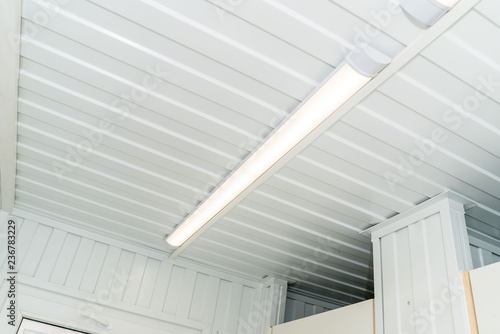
[[166, 45, 391, 247], [400, 0, 459, 26]]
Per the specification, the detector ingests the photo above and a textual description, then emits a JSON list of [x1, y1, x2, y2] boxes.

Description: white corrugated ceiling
[[2, 0, 499, 306]]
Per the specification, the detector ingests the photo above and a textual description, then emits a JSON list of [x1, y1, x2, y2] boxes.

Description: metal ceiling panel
[[9, 0, 500, 306]]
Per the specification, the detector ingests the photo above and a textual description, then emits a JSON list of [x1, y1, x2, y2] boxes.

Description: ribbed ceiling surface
[[11, 0, 500, 305]]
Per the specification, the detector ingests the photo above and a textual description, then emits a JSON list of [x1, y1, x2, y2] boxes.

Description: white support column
[[258, 276, 287, 334], [362, 191, 474, 334]]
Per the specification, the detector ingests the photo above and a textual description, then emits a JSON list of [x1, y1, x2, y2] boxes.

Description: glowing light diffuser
[[166, 45, 391, 247]]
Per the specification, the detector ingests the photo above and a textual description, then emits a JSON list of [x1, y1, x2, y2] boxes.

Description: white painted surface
[[469, 261, 500, 334], [272, 299, 373, 334], [9, 283, 205, 334], [467, 218, 500, 269], [259, 276, 287, 329], [364, 193, 473, 334], [470, 244, 500, 269], [4, 0, 499, 305], [0, 212, 270, 334], [283, 291, 342, 323]]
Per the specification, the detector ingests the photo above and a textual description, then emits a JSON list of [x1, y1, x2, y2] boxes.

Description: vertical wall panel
[[470, 244, 500, 268], [285, 299, 305, 322], [136, 258, 161, 308], [493, 254, 500, 263], [111, 249, 135, 301], [228, 284, 245, 334], [273, 300, 375, 334], [470, 245, 485, 268], [380, 214, 465, 334], [212, 281, 244, 334], [304, 304, 314, 317], [283, 291, 340, 323], [239, 285, 258, 325], [411, 216, 455, 333], [122, 253, 148, 304], [466, 214, 500, 270], [304, 304, 321, 317], [50, 233, 81, 285], [188, 272, 210, 321], [478, 248, 493, 267], [149, 261, 173, 312], [367, 194, 474, 334], [80, 242, 109, 293], [427, 215, 453, 334], [260, 277, 287, 329], [381, 233, 412, 334], [394, 228, 415, 333], [19, 224, 52, 276], [163, 265, 186, 314], [65, 238, 95, 289], [94, 246, 122, 296], [34, 229, 67, 281], [9, 212, 268, 334], [197, 276, 221, 324], [176, 269, 198, 318], [407, 220, 432, 332]]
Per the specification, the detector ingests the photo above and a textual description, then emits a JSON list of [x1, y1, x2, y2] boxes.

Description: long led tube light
[[166, 45, 391, 247]]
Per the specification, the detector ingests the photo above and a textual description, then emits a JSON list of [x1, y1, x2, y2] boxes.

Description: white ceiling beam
[[0, 0, 21, 212], [169, 0, 480, 259]]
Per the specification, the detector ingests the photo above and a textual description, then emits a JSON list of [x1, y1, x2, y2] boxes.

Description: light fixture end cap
[[163, 235, 180, 249], [400, 0, 451, 26], [345, 44, 392, 78]]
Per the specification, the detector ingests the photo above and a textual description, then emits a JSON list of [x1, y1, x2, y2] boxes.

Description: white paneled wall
[[365, 193, 474, 334], [274, 300, 374, 334], [470, 244, 500, 268], [272, 300, 376, 334], [283, 292, 342, 323], [379, 213, 458, 333], [0, 211, 269, 334], [467, 220, 500, 269]]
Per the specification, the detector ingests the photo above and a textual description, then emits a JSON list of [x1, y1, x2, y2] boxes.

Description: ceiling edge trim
[[0, 0, 22, 212]]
